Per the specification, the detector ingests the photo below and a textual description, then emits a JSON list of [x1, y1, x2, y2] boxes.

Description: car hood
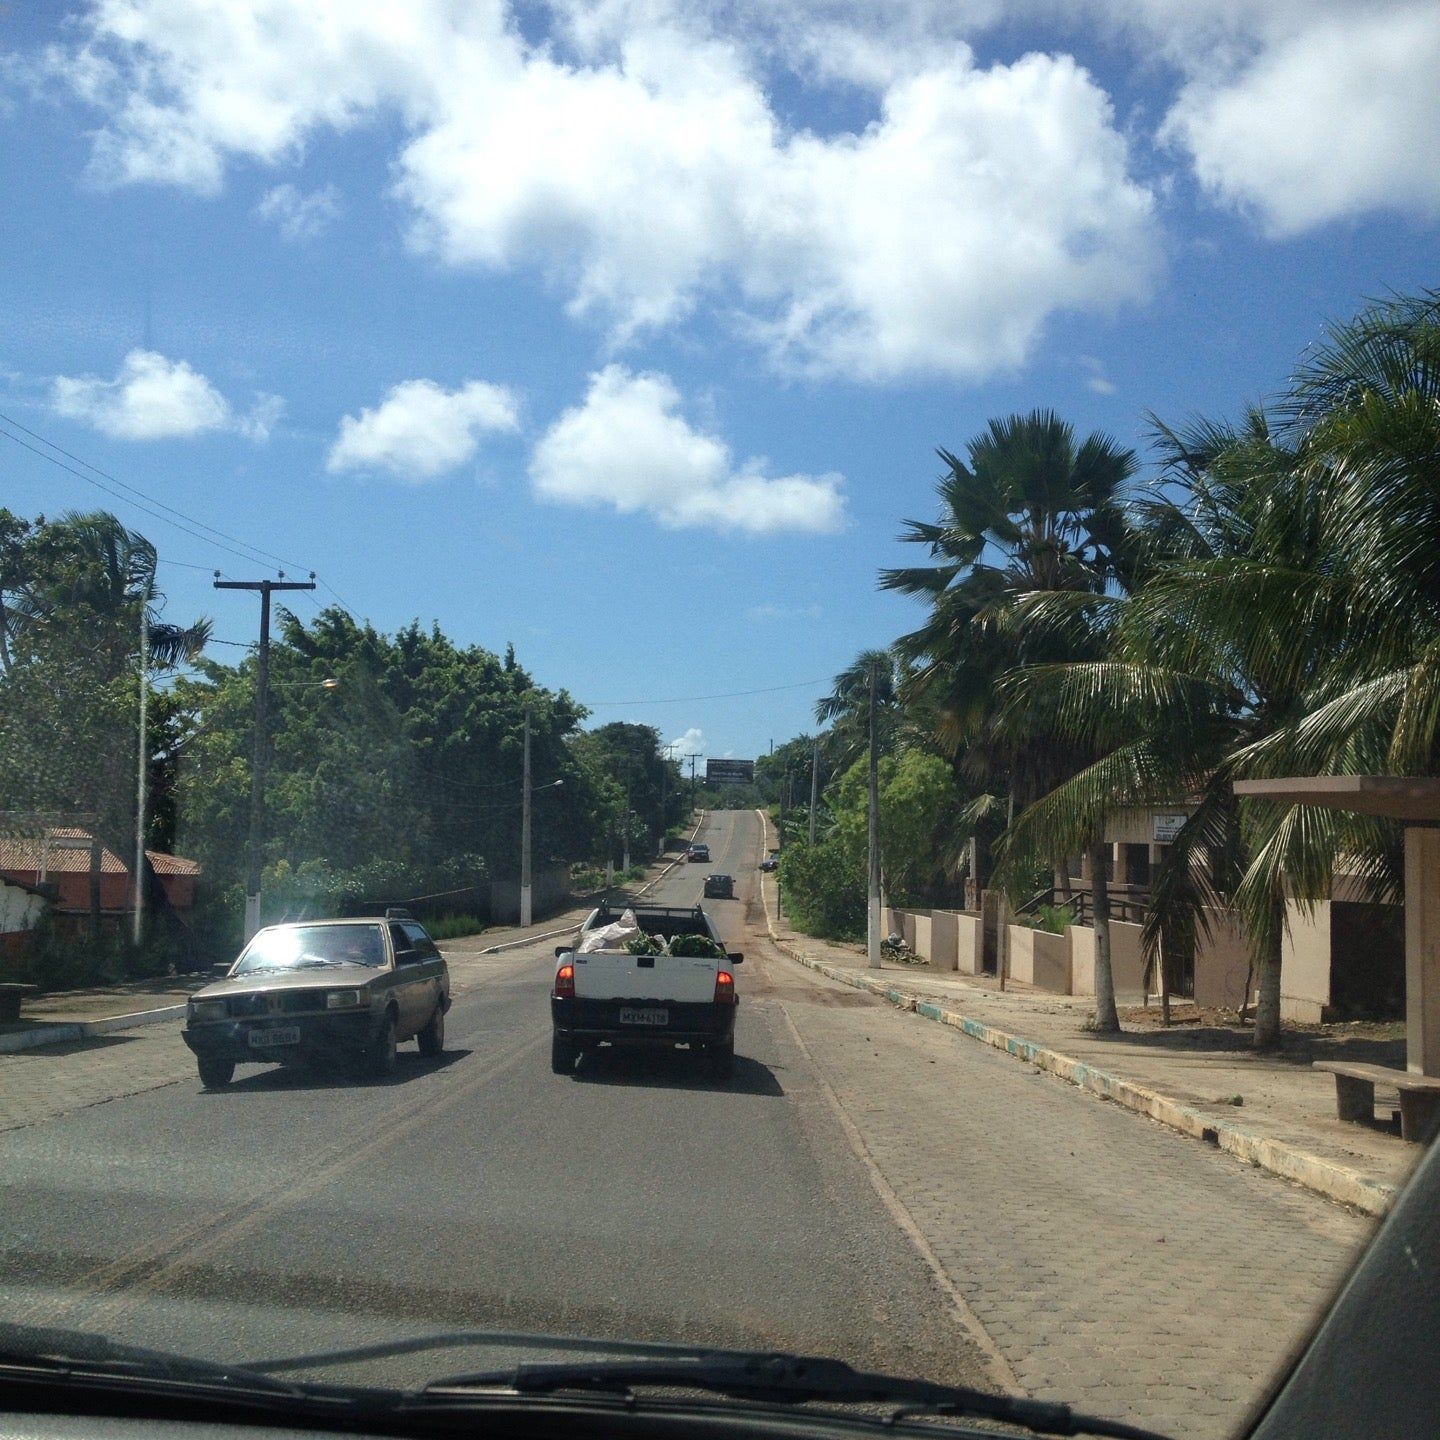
[[193, 963, 384, 999]]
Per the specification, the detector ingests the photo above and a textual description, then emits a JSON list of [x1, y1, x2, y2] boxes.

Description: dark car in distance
[[703, 873, 735, 898], [182, 915, 450, 1088], [688, 843, 710, 863], [759, 856, 778, 872]]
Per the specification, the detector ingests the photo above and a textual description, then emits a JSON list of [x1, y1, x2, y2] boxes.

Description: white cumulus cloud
[[668, 727, 707, 759], [326, 378, 521, 481], [40, 0, 1160, 384], [529, 366, 846, 534], [49, 349, 281, 441], [257, 182, 343, 240], [1158, 2, 1440, 234]]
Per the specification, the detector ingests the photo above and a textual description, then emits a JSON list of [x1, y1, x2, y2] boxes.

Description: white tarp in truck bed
[[576, 909, 641, 954]]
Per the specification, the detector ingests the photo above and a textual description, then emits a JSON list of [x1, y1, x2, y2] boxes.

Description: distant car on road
[[759, 856, 778, 872], [703, 873, 735, 899], [182, 914, 450, 1089], [688, 844, 710, 863]]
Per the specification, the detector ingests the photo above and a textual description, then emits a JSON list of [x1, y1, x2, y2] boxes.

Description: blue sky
[[2, 1, 1437, 763]]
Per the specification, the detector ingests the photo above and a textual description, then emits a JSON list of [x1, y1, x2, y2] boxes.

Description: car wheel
[[368, 1013, 398, 1079], [417, 1001, 445, 1057], [197, 1056, 234, 1089], [551, 1032, 578, 1074], [707, 1037, 735, 1082]]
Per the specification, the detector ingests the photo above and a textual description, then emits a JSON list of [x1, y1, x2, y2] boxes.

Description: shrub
[[779, 837, 866, 940]]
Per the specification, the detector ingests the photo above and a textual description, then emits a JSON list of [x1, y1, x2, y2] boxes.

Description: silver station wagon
[[182, 915, 450, 1088]]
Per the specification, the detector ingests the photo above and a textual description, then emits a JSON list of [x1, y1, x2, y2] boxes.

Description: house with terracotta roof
[[0, 828, 200, 936]]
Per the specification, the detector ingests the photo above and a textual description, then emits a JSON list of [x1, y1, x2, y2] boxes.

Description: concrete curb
[[769, 922, 1398, 1218], [0, 1002, 189, 1054]]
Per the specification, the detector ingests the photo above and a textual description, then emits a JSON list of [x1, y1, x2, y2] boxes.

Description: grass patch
[[425, 913, 489, 941]]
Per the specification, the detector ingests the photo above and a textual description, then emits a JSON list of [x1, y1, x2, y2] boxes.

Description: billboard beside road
[[706, 759, 755, 786]]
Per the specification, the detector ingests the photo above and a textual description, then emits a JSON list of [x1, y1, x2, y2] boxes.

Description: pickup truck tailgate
[[571, 952, 720, 1002]]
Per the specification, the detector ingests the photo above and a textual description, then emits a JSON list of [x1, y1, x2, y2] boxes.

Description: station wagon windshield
[[234, 925, 385, 975]]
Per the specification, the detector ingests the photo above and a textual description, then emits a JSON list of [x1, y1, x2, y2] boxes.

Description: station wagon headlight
[[189, 999, 227, 1022], [326, 989, 366, 1010]]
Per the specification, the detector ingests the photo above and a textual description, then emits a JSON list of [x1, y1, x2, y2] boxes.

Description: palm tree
[[881, 411, 1139, 1027], [994, 398, 1403, 1048], [815, 647, 905, 769]]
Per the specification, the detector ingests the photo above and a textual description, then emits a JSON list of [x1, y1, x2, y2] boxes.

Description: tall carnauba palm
[[880, 411, 1139, 1028]]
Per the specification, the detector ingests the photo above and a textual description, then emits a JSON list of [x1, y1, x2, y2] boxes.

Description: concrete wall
[[1280, 899, 1331, 1023], [1066, 920, 1149, 1004], [955, 913, 983, 974], [1108, 919, 1150, 1004], [1008, 925, 1070, 993], [911, 913, 932, 962], [1193, 907, 1253, 1010], [1069, 926, 1095, 996], [929, 910, 961, 971], [490, 866, 570, 925], [0, 880, 46, 937]]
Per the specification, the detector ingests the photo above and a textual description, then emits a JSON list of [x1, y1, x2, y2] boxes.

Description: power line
[[587, 676, 833, 707], [0, 408, 307, 573], [0, 411, 356, 621], [0, 422, 281, 569]]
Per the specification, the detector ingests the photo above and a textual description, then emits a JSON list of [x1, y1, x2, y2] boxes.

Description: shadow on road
[[206, 1048, 473, 1094], [570, 1046, 783, 1096]]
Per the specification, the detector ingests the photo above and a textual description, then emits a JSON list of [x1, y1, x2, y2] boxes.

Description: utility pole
[[686, 753, 701, 813], [622, 787, 631, 873], [867, 660, 882, 969], [520, 701, 533, 927], [997, 791, 1015, 990], [133, 595, 150, 945], [214, 573, 316, 941], [778, 769, 787, 853], [808, 738, 820, 847]]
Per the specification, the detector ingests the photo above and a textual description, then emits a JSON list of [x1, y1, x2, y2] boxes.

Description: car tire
[[368, 1013, 398, 1079], [197, 1056, 235, 1089], [551, 1032, 578, 1074], [707, 1037, 735, 1082], [417, 1001, 445, 1056]]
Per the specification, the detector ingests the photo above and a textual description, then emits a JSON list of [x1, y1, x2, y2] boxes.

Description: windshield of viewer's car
[[3, 3, 1436, 1438], [234, 925, 385, 974]]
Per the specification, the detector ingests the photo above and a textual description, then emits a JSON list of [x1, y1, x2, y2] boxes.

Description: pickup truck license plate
[[249, 1026, 300, 1048], [619, 1007, 669, 1026]]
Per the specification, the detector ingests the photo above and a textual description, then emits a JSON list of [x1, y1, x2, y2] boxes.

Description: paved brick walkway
[[749, 933, 1371, 1438]]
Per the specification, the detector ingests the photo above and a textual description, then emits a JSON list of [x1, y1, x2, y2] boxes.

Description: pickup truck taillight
[[553, 963, 576, 1000], [714, 970, 735, 1003]]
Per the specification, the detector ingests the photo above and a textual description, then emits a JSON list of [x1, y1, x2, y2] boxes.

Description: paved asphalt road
[[0, 809, 1372, 1437], [0, 811, 989, 1395]]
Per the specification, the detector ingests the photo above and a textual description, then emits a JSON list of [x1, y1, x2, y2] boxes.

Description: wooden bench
[[0, 983, 37, 1023], [1314, 1060, 1440, 1143]]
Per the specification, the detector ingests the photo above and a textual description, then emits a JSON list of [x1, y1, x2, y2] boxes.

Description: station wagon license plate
[[248, 1026, 300, 1048], [619, 1007, 669, 1026]]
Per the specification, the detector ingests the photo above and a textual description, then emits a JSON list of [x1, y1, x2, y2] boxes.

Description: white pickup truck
[[550, 904, 742, 1080]]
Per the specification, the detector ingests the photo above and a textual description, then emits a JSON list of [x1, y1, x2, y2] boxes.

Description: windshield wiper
[[413, 1350, 1172, 1440], [0, 1322, 309, 1402]]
